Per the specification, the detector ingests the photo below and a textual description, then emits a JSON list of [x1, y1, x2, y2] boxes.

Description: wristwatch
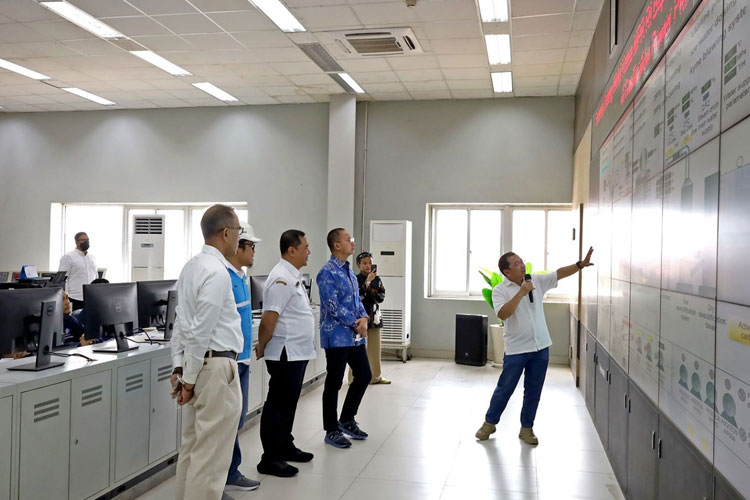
[[172, 367, 183, 376], [576, 260, 584, 269]]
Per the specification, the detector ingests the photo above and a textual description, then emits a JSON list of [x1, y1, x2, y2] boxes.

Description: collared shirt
[[227, 263, 253, 365], [492, 272, 559, 355], [58, 249, 98, 301], [317, 255, 367, 349], [170, 245, 243, 384], [262, 259, 316, 361]]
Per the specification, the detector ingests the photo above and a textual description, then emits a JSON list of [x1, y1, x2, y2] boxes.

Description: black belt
[[204, 350, 238, 360]]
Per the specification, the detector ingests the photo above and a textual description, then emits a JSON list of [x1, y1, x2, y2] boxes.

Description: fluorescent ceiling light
[[485, 34, 511, 65], [62, 87, 116, 105], [0, 58, 51, 80], [338, 73, 365, 94], [130, 51, 192, 76], [478, 0, 509, 22], [249, 0, 306, 33], [192, 82, 239, 102], [491, 72, 513, 93], [40, 1, 126, 39]]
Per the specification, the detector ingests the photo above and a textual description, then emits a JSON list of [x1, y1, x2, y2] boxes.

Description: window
[[50, 202, 248, 282], [428, 204, 576, 300]]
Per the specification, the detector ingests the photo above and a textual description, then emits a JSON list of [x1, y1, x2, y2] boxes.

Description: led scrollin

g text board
[[593, 0, 698, 147]]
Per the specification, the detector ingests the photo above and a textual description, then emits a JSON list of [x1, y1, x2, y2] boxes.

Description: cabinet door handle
[[628, 398, 631, 413], [658, 438, 662, 458], [624, 393, 628, 409], [651, 431, 656, 450]]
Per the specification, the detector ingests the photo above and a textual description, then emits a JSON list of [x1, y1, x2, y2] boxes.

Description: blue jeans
[[485, 347, 549, 428], [227, 362, 250, 482]]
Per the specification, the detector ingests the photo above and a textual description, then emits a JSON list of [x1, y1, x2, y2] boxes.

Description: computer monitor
[[0, 272, 9, 282], [0, 288, 65, 371], [250, 275, 267, 311], [84, 282, 139, 353], [40, 271, 67, 286], [137, 280, 177, 338]]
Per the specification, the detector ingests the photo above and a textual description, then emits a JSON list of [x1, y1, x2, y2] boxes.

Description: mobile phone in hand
[[371, 264, 377, 273]]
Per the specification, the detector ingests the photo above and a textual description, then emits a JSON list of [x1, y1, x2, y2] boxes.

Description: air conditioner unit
[[131, 215, 165, 281], [333, 27, 423, 57], [370, 220, 412, 362]]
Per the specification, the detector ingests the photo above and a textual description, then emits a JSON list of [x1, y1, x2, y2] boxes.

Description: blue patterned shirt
[[317, 255, 368, 349]]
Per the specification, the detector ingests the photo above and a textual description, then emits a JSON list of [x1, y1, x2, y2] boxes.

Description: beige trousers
[[349, 327, 382, 384], [174, 357, 241, 500]]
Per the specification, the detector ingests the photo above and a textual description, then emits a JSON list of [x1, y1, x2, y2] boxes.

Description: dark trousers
[[259, 349, 308, 461], [227, 362, 250, 482], [484, 347, 549, 428], [322, 344, 371, 432], [70, 298, 84, 311]]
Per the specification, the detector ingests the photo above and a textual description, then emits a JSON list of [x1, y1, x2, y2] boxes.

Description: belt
[[204, 350, 238, 360]]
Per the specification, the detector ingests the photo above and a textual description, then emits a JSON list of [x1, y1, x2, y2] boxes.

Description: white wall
[[0, 104, 330, 276], [355, 97, 576, 360]]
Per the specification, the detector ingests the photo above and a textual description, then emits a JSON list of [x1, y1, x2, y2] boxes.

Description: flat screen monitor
[[137, 280, 177, 329], [250, 275, 267, 311], [84, 282, 138, 353], [0, 287, 65, 371], [0, 272, 9, 282]]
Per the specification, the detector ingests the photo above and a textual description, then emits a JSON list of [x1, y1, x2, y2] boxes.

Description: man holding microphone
[[475, 247, 594, 445]]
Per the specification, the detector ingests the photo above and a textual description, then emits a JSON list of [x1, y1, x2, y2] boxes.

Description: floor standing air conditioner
[[131, 215, 165, 281], [369, 220, 412, 362]]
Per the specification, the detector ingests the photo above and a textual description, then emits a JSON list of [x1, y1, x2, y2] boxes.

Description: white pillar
[[326, 95, 356, 235]]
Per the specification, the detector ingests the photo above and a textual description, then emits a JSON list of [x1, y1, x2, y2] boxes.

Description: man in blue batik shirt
[[317, 228, 372, 449], [224, 222, 262, 493]]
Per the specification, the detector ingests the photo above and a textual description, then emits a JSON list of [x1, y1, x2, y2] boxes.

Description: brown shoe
[[519, 427, 538, 445], [475, 422, 496, 441]]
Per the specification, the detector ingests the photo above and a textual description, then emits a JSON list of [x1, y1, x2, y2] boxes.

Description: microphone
[[524, 274, 534, 303]]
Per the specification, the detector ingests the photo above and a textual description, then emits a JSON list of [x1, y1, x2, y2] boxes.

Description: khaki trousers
[[348, 327, 382, 384], [174, 357, 241, 500]]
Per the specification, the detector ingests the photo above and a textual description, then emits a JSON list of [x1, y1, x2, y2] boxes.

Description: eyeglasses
[[339, 237, 355, 244], [227, 226, 246, 236], [240, 241, 256, 250]]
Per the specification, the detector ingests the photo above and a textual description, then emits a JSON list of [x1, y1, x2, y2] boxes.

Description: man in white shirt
[[58, 232, 97, 310], [255, 230, 316, 478], [169, 204, 244, 500], [475, 247, 594, 445]]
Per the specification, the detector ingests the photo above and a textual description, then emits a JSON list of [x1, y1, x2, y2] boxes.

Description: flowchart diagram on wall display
[[722, 0, 750, 130], [659, 289, 716, 461], [609, 279, 630, 370], [665, 0, 723, 166], [718, 116, 750, 306], [597, 274, 612, 351], [661, 137, 719, 298], [714, 299, 750, 497], [629, 284, 661, 404]]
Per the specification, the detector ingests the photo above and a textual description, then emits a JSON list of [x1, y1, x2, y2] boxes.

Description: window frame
[[427, 203, 573, 300]]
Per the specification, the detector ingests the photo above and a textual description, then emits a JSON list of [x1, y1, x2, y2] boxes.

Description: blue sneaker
[[339, 420, 368, 440], [325, 430, 352, 448]]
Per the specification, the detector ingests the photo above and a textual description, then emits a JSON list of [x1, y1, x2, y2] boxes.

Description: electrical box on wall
[[131, 215, 164, 281], [369, 220, 412, 362]]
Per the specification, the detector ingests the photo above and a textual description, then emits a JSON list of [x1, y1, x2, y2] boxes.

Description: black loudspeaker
[[455, 314, 488, 366]]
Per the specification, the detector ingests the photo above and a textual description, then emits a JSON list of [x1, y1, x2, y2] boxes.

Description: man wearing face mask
[[58, 232, 98, 311]]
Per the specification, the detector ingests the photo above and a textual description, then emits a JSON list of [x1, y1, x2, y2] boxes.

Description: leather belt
[[204, 350, 238, 360]]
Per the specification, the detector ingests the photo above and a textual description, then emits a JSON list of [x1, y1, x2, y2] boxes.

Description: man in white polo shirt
[[255, 229, 316, 478], [475, 247, 594, 445], [58, 231, 97, 310]]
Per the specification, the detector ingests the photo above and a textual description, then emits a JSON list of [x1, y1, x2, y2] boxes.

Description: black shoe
[[257, 459, 299, 478], [324, 430, 352, 448], [339, 420, 368, 440], [283, 447, 314, 463]]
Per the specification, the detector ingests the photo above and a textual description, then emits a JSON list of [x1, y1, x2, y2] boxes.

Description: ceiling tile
[[132, 35, 195, 52], [339, 57, 391, 73], [575, 0, 604, 11], [270, 61, 323, 75], [349, 3, 419, 25], [437, 54, 488, 68], [13, 41, 81, 57], [572, 10, 600, 31], [514, 75, 560, 87], [562, 60, 584, 74], [512, 63, 563, 77], [415, 0, 478, 22], [514, 85, 558, 96], [511, 13, 572, 35], [423, 21, 482, 39], [386, 55, 439, 70], [67, 0, 142, 17], [512, 33, 569, 51], [131, 89, 177, 100], [25, 20, 95, 41], [254, 46, 308, 63], [569, 30, 594, 47], [151, 98, 191, 107], [512, 0, 574, 17], [207, 11, 277, 32], [559, 74, 580, 86], [276, 95, 316, 104], [429, 38, 485, 55], [128, 0, 198, 15], [451, 89, 493, 99], [189, 0, 257, 12], [1, 2, 58, 22], [402, 80, 448, 91], [441, 67, 488, 79], [0, 43, 32, 58], [145, 78, 194, 90], [168, 88, 207, 99], [0, 23, 55, 43], [231, 30, 294, 49], [61, 39, 123, 56], [513, 49, 565, 65], [362, 81, 406, 92], [395, 68, 444, 81], [153, 13, 223, 34], [103, 16, 173, 37], [240, 95, 280, 104], [565, 46, 588, 62], [289, 73, 335, 85], [261, 85, 305, 96], [558, 85, 577, 95], [181, 33, 244, 50], [348, 70, 399, 83], [445, 79, 491, 90], [409, 89, 451, 100], [292, 6, 361, 30]]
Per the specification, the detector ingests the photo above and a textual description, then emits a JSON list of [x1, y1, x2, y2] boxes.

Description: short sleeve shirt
[[492, 272, 559, 355]]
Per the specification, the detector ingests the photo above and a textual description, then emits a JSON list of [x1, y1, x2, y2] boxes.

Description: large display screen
[[721, 0, 750, 130], [610, 279, 631, 370], [630, 284, 661, 404]]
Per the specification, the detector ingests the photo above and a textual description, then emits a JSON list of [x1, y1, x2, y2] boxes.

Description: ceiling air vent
[[333, 27, 423, 57]]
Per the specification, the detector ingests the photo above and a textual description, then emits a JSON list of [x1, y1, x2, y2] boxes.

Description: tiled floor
[[136, 359, 625, 500]]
